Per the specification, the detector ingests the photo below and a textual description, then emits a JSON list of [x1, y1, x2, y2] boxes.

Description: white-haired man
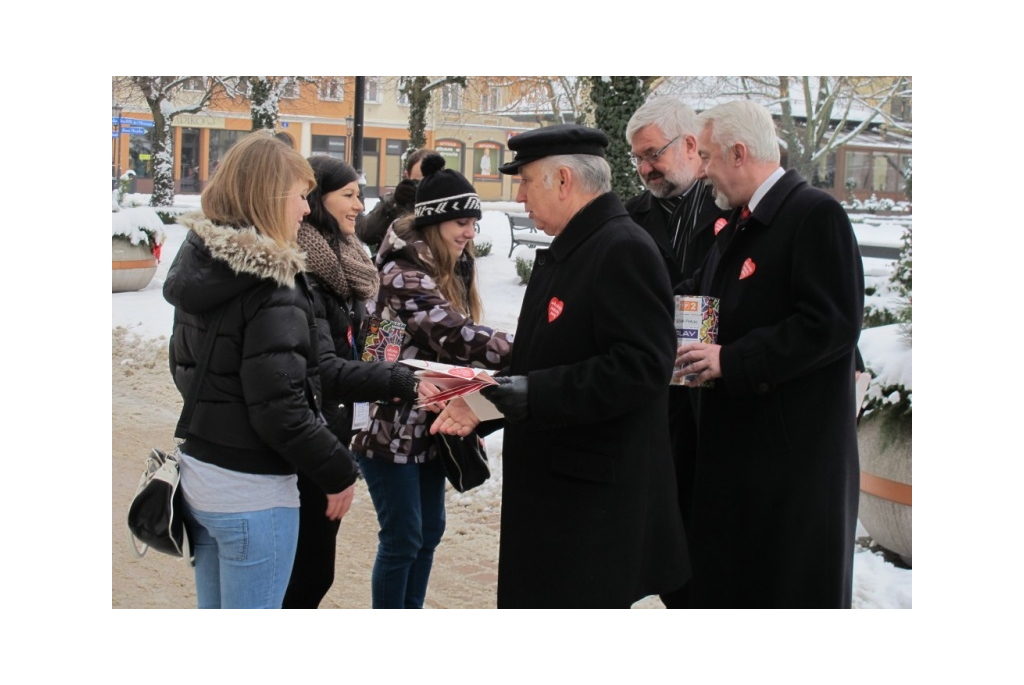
[[471, 123, 690, 608], [678, 100, 864, 608]]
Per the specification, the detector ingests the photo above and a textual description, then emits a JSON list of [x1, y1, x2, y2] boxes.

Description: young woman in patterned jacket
[[351, 154, 513, 608]]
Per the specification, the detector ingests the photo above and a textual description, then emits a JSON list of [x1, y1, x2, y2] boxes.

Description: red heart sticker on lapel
[[739, 258, 756, 280], [548, 297, 564, 322], [714, 217, 728, 235]]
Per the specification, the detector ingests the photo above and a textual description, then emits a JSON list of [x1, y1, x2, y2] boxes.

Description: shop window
[[361, 137, 380, 197], [312, 135, 347, 160], [435, 139, 464, 176], [128, 128, 156, 179], [385, 139, 408, 187], [209, 129, 246, 176]]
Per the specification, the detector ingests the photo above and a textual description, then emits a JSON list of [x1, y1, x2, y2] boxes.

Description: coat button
[[537, 255, 547, 266]]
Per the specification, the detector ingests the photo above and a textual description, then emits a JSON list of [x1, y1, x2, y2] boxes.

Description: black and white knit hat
[[414, 153, 482, 228]]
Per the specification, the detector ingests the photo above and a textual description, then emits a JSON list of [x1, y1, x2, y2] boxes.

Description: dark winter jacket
[[306, 275, 374, 440], [495, 191, 690, 608], [163, 213, 358, 495], [685, 169, 864, 608], [350, 224, 513, 464], [355, 185, 414, 254]]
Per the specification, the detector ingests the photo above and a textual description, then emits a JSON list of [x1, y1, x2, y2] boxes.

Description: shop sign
[[171, 114, 227, 129]]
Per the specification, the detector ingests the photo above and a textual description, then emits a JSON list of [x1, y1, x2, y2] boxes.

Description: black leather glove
[[480, 375, 529, 423], [393, 179, 419, 212]]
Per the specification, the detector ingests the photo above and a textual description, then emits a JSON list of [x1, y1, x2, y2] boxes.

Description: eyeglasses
[[629, 136, 680, 169]]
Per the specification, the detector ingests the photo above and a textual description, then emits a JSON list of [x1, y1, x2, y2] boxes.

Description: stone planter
[[112, 236, 157, 293], [858, 416, 912, 566]]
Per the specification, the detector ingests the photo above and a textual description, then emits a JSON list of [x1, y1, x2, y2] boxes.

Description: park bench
[[507, 212, 553, 257]]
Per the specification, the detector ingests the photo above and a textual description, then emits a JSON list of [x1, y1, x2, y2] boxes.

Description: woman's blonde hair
[[201, 132, 315, 246], [394, 215, 482, 321]]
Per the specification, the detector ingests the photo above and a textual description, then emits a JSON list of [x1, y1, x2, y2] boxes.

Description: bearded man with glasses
[[625, 98, 726, 286], [624, 97, 728, 609]]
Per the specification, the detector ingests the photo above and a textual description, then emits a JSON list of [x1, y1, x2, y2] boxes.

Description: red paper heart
[[448, 367, 476, 379], [548, 297, 564, 322], [739, 258, 756, 280], [384, 344, 400, 361], [714, 217, 728, 235]]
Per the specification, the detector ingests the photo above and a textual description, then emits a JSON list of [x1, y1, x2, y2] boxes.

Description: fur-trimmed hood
[[164, 212, 307, 315], [179, 212, 306, 286]]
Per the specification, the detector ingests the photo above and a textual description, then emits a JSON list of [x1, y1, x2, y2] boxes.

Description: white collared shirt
[[747, 167, 786, 213]]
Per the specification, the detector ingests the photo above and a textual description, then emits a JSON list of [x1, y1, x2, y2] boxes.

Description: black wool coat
[[496, 192, 690, 608], [625, 181, 728, 607], [688, 170, 864, 608]]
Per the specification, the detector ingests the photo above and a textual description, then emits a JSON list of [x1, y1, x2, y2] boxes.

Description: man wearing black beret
[[477, 123, 690, 607]]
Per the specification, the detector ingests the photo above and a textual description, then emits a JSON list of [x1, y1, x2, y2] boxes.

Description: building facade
[[112, 77, 535, 200]]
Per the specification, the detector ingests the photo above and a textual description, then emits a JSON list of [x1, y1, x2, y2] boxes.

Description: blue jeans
[[356, 454, 446, 608], [184, 505, 300, 609]]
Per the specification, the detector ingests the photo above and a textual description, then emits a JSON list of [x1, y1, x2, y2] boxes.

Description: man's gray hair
[[625, 97, 700, 144], [542, 154, 612, 194], [696, 100, 780, 164]]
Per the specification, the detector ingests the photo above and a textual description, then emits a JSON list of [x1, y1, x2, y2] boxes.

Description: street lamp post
[[345, 115, 353, 165], [112, 103, 123, 190]]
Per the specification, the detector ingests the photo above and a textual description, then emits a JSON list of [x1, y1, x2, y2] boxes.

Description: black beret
[[498, 124, 609, 175]]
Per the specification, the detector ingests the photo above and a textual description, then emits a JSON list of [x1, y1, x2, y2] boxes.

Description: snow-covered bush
[[861, 225, 912, 436], [842, 194, 911, 213], [863, 225, 911, 330]]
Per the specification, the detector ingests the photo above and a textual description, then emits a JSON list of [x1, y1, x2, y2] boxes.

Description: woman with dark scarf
[[283, 156, 425, 608]]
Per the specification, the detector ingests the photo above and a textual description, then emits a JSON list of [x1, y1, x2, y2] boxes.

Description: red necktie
[[740, 205, 751, 221]]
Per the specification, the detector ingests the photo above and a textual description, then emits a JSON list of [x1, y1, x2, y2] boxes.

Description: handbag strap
[[174, 307, 226, 440]]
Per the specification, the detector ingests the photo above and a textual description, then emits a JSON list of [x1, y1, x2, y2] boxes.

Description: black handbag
[[127, 448, 189, 560], [434, 430, 490, 493], [127, 308, 224, 566]]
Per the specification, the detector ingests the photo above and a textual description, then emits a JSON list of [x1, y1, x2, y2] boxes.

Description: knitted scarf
[[297, 224, 379, 301]]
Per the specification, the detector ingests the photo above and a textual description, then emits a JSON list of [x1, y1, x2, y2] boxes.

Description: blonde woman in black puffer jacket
[[163, 133, 358, 609]]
